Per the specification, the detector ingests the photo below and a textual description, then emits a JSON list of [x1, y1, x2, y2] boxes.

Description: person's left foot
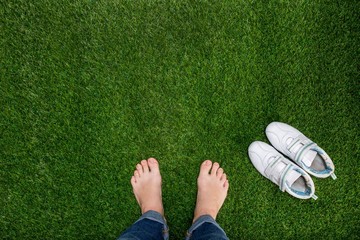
[[131, 158, 164, 216], [193, 160, 229, 222]]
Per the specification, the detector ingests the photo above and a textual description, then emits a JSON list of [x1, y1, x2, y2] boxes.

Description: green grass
[[1, 0, 359, 239]]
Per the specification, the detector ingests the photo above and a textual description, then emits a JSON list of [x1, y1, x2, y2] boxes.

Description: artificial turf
[[1, 0, 359, 239]]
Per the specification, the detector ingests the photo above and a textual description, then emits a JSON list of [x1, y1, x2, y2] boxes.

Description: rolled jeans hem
[[136, 210, 167, 226], [185, 215, 227, 239], [140, 210, 169, 239], [119, 210, 169, 240]]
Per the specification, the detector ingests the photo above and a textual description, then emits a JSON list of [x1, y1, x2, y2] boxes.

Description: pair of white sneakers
[[248, 122, 337, 200]]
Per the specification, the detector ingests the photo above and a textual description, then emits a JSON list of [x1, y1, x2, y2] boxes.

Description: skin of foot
[[193, 160, 229, 222], [130, 158, 164, 216]]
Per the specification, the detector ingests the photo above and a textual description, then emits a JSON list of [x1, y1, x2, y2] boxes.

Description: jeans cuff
[[135, 210, 169, 239], [186, 215, 227, 238]]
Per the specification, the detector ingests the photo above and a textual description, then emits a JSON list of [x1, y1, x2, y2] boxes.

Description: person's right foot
[[130, 158, 164, 216], [193, 160, 229, 222]]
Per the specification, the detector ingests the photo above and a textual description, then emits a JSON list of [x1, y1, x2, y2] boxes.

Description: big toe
[[148, 158, 160, 174], [200, 160, 212, 176]]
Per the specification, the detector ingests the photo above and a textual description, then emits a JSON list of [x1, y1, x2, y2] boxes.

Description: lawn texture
[[1, 0, 359, 239]]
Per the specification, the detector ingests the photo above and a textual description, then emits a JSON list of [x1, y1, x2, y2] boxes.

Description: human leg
[[186, 215, 228, 240], [118, 158, 168, 240], [118, 210, 168, 240], [186, 160, 229, 240]]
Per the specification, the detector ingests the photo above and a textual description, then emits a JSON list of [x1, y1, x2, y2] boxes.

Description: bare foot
[[193, 160, 229, 222], [130, 158, 164, 216]]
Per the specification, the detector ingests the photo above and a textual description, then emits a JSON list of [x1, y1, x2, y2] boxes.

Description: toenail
[[205, 160, 211, 165]]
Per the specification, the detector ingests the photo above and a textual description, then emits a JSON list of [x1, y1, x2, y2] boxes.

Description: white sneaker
[[248, 141, 317, 200], [266, 122, 336, 179]]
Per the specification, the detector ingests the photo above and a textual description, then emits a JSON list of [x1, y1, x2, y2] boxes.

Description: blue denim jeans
[[118, 210, 228, 240]]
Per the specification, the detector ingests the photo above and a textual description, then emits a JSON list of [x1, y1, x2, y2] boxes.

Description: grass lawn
[[1, 0, 359, 239]]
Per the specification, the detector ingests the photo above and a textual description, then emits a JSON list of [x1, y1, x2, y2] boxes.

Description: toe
[[141, 160, 149, 173], [200, 160, 212, 176], [211, 162, 220, 176], [216, 168, 224, 178], [134, 170, 140, 179], [224, 180, 229, 189], [131, 176, 136, 185], [136, 164, 143, 176], [220, 173, 227, 182], [148, 158, 160, 174]]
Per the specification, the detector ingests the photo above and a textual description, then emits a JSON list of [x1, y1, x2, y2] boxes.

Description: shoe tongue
[[284, 169, 302, 187], [302, 149, 317, 167]]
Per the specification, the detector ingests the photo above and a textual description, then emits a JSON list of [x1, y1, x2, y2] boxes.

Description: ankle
[[193, 209, 217, 222], [142, 206, 164, 217]]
